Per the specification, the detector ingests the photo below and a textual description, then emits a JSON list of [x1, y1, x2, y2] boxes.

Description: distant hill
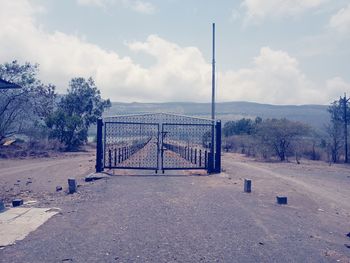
[[104, 101, 330, 131]]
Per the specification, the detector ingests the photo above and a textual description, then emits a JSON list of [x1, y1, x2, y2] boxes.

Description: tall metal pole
[[210, 22, 216, 173], [211, 23, 216, 121]]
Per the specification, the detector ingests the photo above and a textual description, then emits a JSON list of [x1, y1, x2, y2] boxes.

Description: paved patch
[[0, 207, 59, 247]]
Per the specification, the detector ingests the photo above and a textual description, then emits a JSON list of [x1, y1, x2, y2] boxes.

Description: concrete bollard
[[68, 179, 77, 194], [276, 196, 288, 205], [12, 198, 23, 207], [0, 200, 5, 212], [244, 179, 252, 193]]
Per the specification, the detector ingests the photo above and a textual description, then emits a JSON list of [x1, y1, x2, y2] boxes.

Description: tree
[[327, 97, 350, 163], [255, 119, 310, 161], [46, 77, 111, 150], [325, 122, 343, 163], [223, 118, 258, 137], [0, 61, 56, 141]]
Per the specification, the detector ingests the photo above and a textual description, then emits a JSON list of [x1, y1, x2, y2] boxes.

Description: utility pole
[[210, 22, 216, 173], [341, 93, 349, 163], [211, 23, 216, 121]]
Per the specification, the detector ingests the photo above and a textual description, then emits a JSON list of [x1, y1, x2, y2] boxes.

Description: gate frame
[[95, 114, 221, 174]]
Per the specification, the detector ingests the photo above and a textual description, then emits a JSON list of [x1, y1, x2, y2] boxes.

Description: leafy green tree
[[255, 118, 310, 161], [0, 61, 56, 141], [46, 77, 111, 150]]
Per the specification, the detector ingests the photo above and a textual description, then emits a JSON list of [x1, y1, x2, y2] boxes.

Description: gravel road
[[0, 152, 349, 262]]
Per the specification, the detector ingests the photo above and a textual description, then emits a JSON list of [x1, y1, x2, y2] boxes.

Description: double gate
[[95, 113, 221, 174]]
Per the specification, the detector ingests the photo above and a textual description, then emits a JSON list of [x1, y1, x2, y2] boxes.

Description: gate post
[[214, 120, 221, 173], [96, 118, 104, 173]]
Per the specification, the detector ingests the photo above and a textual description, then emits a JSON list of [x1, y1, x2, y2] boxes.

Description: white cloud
[[329, 4, 350, 33], [242, 0, 327, 23], [76, 0, 156, 14], [0, 0, 347, 105], [220, 47, 324, 104]]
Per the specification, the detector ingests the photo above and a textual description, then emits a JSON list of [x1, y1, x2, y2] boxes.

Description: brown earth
[[0, 149, 95, 205]]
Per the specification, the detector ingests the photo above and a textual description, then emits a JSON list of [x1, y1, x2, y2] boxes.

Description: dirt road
[[0, 152, 349, 262]]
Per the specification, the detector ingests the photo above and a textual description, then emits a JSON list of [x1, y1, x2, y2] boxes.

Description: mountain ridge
[[104, 101, 330, 130]]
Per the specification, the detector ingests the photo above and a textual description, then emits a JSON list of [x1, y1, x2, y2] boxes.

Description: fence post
[[108, 149, 112, 168], [95, 118, 104, 173], [207, 151, 213, 173], [214, 121, 221, 173]]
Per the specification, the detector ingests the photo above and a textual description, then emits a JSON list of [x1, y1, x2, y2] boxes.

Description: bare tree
[[0, 61, 56, 141], [325, 122, 343, 163], [255, 119, 310, 161], [327, 97, 350, 163]]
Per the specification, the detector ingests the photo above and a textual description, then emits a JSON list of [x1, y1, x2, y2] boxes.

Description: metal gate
[[96, 113, 221, 174]]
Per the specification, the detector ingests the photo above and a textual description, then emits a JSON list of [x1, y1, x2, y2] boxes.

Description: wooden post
[[244, 179, 252, 193], [68, 179, 77, 194]]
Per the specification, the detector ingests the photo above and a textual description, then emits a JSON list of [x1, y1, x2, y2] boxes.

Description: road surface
[[0, 152, 349, 262]]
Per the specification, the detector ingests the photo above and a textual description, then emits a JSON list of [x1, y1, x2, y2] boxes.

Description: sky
[[0, 0, 350, 105]]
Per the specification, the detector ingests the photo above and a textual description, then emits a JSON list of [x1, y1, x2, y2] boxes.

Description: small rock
[[17, 180, 21, 183], [259, 242, 264, 245], [345, 244, 350, 249], [346, 232, 350, 238], [56, 186, 63, 192]]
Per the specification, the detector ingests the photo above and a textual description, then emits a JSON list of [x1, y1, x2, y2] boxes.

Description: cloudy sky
[[1, 0, 349, 104]]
